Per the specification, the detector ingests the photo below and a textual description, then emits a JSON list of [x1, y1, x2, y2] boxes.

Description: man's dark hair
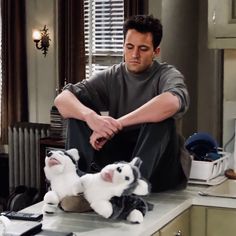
[[123, 15, 163, 49]]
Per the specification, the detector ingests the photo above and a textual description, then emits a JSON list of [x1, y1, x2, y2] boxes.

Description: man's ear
[[153, 47, 160, 57], [132, 179, 149, 196]]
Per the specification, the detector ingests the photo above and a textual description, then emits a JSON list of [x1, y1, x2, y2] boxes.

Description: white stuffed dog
[[80, 157, 152, 223], [42, 148, 83, 214]]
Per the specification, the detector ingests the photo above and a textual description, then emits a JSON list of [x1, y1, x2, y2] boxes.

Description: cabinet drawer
[[160, 209, 190, 236]]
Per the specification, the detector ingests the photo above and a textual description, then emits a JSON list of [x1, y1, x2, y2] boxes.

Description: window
[[84, 0, 124, 79]]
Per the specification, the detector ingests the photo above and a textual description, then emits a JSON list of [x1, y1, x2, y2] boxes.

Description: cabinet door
[[152, 231, 160, 236], [160, 209, 190, 236], [207, 207, 236, 236], [190, 206, 206, 236], [210, 0, 236, 37], [208, 0, 236, 48]]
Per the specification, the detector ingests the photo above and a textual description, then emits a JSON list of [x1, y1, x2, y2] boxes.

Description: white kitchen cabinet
[[208, 0, 236, 48]]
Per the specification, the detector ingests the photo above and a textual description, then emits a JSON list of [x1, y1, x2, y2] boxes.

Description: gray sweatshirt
[[64, 61, 189, 120]]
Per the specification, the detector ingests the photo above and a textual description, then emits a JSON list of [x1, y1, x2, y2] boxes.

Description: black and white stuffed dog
[[80, 157, 153, 223], [42, 149, 153, 222], [42, 148, 83, 214]]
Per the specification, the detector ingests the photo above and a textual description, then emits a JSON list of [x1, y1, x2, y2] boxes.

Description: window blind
[[84, 0, 124, 79]]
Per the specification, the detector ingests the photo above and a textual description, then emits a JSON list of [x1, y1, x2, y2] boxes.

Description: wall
[[149, 0, 199, 137], [25, 1, 232, 150], [197, 0, 223, 143], [161, 0, 199, 138], [149, 0, 223, 143], [26, 0, 58, 124]]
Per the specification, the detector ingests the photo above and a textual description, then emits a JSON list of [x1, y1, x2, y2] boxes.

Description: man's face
[[124, 29, 160, 74]]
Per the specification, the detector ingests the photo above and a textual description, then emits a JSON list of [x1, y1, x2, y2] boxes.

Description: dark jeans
[[65, 117, 190, 193]]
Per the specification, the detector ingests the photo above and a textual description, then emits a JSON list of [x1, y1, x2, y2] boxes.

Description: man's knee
[[139, 119, 176, 142]]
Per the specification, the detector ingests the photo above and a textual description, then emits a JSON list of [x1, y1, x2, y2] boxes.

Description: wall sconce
[[32, 25, 51, 57]]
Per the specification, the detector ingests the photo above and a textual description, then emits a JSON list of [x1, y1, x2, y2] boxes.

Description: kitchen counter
[[5, 182, 235, 236]]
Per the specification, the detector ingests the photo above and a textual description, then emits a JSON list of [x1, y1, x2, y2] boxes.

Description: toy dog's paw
[[43, 191, 60, 214], [44, 191, 60, 205], [72, 180, 83, 196], [127, 209, 144, 224], [42, 203, 58, 214], [91, 201, 113, 219]]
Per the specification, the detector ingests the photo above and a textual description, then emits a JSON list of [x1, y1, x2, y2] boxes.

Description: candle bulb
[[32, 30, 41, 41]]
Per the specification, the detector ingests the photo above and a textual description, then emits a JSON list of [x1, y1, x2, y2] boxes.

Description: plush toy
[[80, 157, 153, 223], [42, 148, 83, 214]]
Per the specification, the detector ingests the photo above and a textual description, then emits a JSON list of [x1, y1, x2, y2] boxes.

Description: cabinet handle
[[212, 10, 216, 24], [175, 230, 182, 236]]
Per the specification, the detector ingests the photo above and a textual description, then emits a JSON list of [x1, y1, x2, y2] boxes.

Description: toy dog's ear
[[130, 157, 142, 169], [65, 148, 80, 161], [132, 179, 149, 196], [130, 157, 150, 195]]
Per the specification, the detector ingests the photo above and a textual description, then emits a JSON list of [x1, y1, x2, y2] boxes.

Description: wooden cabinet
[[191, 206, 236, 236], [160, 209, 190, 236], [208, 0, 236, 48], [190, 206, 206, 236], [152, 209, 190, 236], [207, 207, 236, 236], [153, 206, 236, 236], [152, 232, 160, 236]]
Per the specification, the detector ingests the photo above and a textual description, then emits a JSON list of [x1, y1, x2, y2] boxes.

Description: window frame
[[84, 0, 124, 79]]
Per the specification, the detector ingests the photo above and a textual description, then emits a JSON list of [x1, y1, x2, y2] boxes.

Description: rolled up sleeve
[[159, 66, 190, 119]]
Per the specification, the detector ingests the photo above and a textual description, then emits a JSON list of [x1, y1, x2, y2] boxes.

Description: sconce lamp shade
[[32, 30, 41, 41], [32, 25, 51, 57]]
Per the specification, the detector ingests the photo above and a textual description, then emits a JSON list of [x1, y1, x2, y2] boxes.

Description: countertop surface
[[5, 181, 235, 236]]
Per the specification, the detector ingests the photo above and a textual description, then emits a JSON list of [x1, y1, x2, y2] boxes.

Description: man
[[55, 15, 190, 193]]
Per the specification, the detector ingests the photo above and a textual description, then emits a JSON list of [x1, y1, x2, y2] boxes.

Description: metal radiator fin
[[8, 123, 50, 191]]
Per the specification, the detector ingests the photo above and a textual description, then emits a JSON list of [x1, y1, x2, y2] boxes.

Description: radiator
[[8, 122, 50, 191]]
